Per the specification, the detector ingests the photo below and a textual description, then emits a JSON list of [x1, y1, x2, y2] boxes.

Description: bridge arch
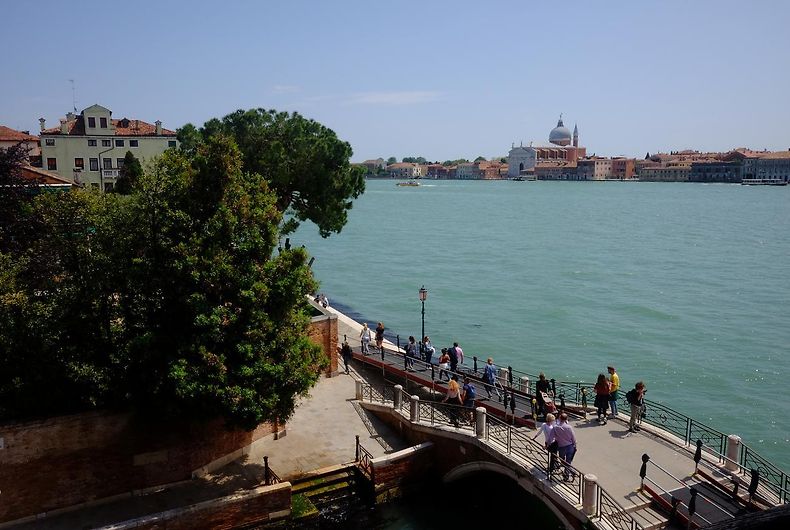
[[443, 461, 576, 529]]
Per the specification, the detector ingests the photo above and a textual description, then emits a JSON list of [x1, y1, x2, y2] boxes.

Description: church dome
[[549, 117, 572, 146]]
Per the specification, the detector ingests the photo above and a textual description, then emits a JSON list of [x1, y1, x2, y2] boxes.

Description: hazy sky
[[2, 1, 789, 161]]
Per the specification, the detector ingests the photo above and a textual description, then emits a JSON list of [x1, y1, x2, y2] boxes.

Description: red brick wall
[[307, 315, 338, 377], [0, 412, 275, 523], [372, 446, 435, 491], [125, 483, 291, 530]]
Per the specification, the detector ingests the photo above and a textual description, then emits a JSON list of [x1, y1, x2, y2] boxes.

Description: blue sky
[[2, 1, 789, 161]]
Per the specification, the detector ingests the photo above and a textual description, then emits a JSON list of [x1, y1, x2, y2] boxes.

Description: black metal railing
[[354, 339, 789, 505], [357, 383, 642, 529], [262, 456, 282, 486], [355, 435, 375, 482]]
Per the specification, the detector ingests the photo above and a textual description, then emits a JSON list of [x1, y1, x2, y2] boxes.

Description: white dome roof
[[549, 117, 572, 146]]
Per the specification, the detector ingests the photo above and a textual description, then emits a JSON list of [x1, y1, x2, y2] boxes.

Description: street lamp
[[418, 285, 428, 357]]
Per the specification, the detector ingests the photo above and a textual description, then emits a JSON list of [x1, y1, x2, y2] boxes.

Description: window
[[168, 140, 177, 148], [129, 139, 139, 147], [102, 139, 111, 147], [88, 117, 96, 128], [117, 158, 125, 169], [89, 158, 99, 171], [88, 139, 97, 147], [103, 158, 112, 169], [115, 139, 124, 147], [45, 138, 55, 146], [104, 182, 114, 192], [100, 117, 108, 128], [74, 158, 84, 169], [47, 158, 57, 170]]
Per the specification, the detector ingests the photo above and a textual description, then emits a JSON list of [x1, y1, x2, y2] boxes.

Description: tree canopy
[[0, 134, 330, 429], [178, 109, 365, 238]]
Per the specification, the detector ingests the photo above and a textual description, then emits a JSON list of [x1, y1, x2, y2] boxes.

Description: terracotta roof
[[42, 116, 176, 137], [20, 165, 78, 186], [0, 125, 38, 142]]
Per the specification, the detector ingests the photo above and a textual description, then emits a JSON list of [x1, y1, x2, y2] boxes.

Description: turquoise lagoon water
[[295, 179, 790, 471]]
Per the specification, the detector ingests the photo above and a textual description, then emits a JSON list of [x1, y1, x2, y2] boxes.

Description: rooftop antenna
[[69, 79, 77, 112]]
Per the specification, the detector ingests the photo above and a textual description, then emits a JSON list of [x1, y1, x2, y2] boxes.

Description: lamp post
[[419, 285, 428, 358]]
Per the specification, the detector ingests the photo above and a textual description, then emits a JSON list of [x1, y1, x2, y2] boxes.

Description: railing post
[[725, 435, 741, 472], [355, 435, 360, 461], [509, 394, 516, 417], [498, 367, 508, 390], [583, 474, 598, 516], [550, 378, 557, 396], [519, 375, 530, 394], [431, 365, 435, 381], [475, 406, 486, 439], [410, 395, 420, 423], [264, 455, 271, 485], [639, 454, 650, 491], [473, 356, 478, 374], [393, 384, 403, 410], [355, 380, 363, 400], [508, 366, 513, 386], [396, 335, 400, 350]]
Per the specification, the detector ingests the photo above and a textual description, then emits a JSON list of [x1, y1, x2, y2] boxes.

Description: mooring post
[[264, 455, 271, 485], [520, 375, 530, 394], [583, 474, 598, 516], [640, 454, 650, 491]]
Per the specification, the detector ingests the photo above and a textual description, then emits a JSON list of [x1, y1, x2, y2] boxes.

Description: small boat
[[396, 180, 420, 187], [511, 176, 526, 181]]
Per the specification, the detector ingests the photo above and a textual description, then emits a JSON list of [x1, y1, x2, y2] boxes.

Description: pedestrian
[[548, 412, 578, 481], [375, 322, 385, 352], [404, 336, 418, 370], [535, 372, 552, 418], [340, 340, 353, 375], [422, 336, 435, 364], [626, 381, 646, 433], [447, 343, 459, 374], [533, 413, 559, 471], [483, 357, 501, 399], [442, 378, 464, 427], [532, 412, 556, 447], [462, 376, 477, 422], [593, 373, 611, 425], [607, 365, 620, 418], [359, 323, 371, 355], [454, 342, 465, 365], [437, 349, 451, 381]]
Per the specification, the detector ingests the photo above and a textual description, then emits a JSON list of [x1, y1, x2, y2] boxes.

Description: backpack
[[484, 364, 496, 382], [464, 383, 476, 400], [626, 389, 637, 405]]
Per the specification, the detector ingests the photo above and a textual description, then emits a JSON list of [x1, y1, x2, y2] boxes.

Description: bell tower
[[573, 124, 579, 148]]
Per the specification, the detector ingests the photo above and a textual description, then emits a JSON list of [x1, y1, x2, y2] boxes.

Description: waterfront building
[[39, 104, 177, 191], [455, 162, 477, 179], [425, 163, 450, 179], [361, 158, 386, 173], [577, 157, 613, 181], [534, 160, 578, 180], [724, 149, 790, 183], [507, 116, 586, 177], [387, 162, 423, 178], [689, 160, 741, 183], [611, 157, 636, 179], [639, 163, 691, 182]]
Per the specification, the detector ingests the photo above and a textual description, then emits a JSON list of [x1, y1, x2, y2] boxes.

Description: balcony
[[102, 169, 120, 179]]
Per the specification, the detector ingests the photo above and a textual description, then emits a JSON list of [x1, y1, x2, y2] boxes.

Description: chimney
[[60, 118, 68, 134], [155, 120, 162, 135], [66, 111, 75, 121], [39, 118, 46, 132]]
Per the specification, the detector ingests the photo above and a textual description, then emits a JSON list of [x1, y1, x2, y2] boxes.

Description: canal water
[[294, 179, 790, 472]]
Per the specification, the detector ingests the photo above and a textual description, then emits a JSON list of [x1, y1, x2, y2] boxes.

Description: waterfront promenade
[[324, 301, 785, 527]]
